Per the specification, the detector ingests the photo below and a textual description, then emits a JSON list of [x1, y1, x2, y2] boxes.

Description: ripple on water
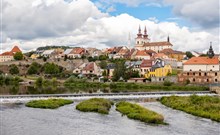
[[1, 102, 220, 135]]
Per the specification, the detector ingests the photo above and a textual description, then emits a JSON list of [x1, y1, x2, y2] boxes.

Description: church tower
[[135, 26, 148, 50], [207, 42, 215, 58]]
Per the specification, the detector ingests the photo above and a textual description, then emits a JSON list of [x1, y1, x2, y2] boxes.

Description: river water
[[1, 102, 219, 135]]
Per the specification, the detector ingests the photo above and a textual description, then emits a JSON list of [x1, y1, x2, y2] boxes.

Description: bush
[[26, 99, 73, 109], [76, 98, 112, 114], [163, 80, 173, 86], [116, 101, 164, 124], [9, 64, 19, 75]]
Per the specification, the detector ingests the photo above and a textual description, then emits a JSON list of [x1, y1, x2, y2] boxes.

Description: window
[[193, 72, 195, 75], [215, 79, 218, 82], [190, 69, 192, 71], [215, 72, 217, 76], [210, 69, 212, 71], [187, 72, 189, 76], [207, 79, 209, 82], [193, 78, 195, 82], [199, 73, 201, 76]]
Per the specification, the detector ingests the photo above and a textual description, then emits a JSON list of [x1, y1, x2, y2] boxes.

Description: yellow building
[[30, 54, 40, 59], [145, 65, 172, 78]]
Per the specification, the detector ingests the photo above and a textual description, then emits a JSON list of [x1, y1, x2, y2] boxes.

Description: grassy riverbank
[[116, 101, 164, 124], [26, 99, 73, 109], [76, 98, 113, 114], [160, 95, 220, 122]]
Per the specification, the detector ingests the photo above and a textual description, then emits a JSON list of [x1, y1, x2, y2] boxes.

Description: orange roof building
[[183, 57, 219, 72], [0, 45, 22, 62]]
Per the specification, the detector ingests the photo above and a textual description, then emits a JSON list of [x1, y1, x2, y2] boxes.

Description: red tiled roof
[[0, 46, 22, 56], [11, 46, 22, 53], [83, 62, 95, 71], [136, 50, 150, 56], [160, 48, 184, 54], [154, 53, 168, 58], [144, 41, 172, 47], [71, 48, 85, 54], [184, 57, 219, 65], [140, 59, 153, 67]]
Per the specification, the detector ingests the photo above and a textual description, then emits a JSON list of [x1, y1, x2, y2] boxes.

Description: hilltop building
[[134, 26, 173, 52], [0, 46, 22, 62]]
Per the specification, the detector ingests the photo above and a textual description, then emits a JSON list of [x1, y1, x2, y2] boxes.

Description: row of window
[[192, 78, 218, 82], [187, 72, 218, 76]]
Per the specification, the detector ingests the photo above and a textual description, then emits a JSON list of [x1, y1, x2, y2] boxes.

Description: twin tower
[[135, 26, 150, 47]]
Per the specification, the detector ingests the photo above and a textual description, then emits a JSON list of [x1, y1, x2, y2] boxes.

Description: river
[[1, 102, 219, 135]]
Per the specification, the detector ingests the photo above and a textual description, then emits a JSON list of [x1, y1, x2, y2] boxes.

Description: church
[[134, 26, 173, 52]]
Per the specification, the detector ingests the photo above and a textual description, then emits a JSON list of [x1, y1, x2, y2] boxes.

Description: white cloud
[[1, 0, 219, 54]]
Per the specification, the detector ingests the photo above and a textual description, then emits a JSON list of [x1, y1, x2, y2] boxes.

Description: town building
[[0, 46, 22, 62], [134, 26, 172, 52], [178, 44, 220, 84], [145, 58, 172, 78]]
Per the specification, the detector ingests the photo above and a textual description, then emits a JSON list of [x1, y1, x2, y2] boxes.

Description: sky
[[0, 0, 219, 53]]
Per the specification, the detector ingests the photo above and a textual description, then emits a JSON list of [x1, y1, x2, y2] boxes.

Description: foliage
[[186, 51, 194, 59], [163, 80, 173, 86], [37, 46, 71, 51], [9, 64, 19, 75], [76, 98, 113, 114], [0, 75, 23, 86], [99, 55, 108, 60], [87, 56, 98, 62], [99, 60, 107, 69], [43, 63, 61, 75], [0, 70, 3, 75], [116, 101, 164, 124], [43, 57, 47, 62], [126, 69, 140, 78], [64, 55, 68, 61], [26, 99, 73, 109], [13, 52, 23, 60], [27, 62, 42, 75], [160, 95, 220, 122], [112, 61, 127, 81], [35, 77, 43, 86], [102, 70, 107, 76], [185, 79, 190, 85]]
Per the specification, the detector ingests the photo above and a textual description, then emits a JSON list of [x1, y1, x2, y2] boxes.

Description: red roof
[[0, 46, 22, 56], [11, 46, 22, 53], [83, 62, 95, 71], [136, 50, 150, 56], [140, 59, 153, 67], [184, 57, 219, 65], [71, 48, 85, 54], [144, 41, 172, 47]]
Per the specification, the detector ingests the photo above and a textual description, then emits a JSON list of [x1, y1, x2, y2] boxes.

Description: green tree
[[99, 60, 107, 69], [186, 51, 194, 59], [64, 55, 68, 61], [13, 52, 23, 60], [102, 70, 107, 76], [99, 55, 108, 60], [112, 61, 127, 81], [27, 62, 42, 75], [9, 64, 19, 75], [43, 63, 60, 75], [35, 77, 43, 86]]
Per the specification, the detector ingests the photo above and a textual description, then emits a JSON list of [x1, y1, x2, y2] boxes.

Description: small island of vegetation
[[26, 98, 73, 109], [160, 95, 220, 122], [76, 98, 113, 114], [116, 101, 164, 124]]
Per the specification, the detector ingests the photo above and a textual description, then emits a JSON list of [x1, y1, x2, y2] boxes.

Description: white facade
[[0, 56, 13, 62], [183, 64, 220, 72], [135, 55, 150, 60]]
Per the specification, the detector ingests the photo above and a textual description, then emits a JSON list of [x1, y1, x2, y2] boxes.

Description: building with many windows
[[0, 46, 22, 62]]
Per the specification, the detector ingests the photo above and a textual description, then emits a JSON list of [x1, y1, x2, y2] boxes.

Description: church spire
[[137, 25, 142, 38], [167, 35, 170, 42], [143, 26, 148, 39], [207, 42, 215, 58]]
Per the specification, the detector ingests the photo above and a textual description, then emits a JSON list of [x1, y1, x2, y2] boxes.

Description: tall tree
[[112, 61, 127, 81], [186, 51, 194, 59], [13, 52, 23, 60]]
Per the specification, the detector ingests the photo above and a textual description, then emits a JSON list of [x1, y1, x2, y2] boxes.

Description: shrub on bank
[[26, 99, 73, 109], [76, 98, 113, 114], [160, 95, 220, 122], [116, 101, 164, 124]]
